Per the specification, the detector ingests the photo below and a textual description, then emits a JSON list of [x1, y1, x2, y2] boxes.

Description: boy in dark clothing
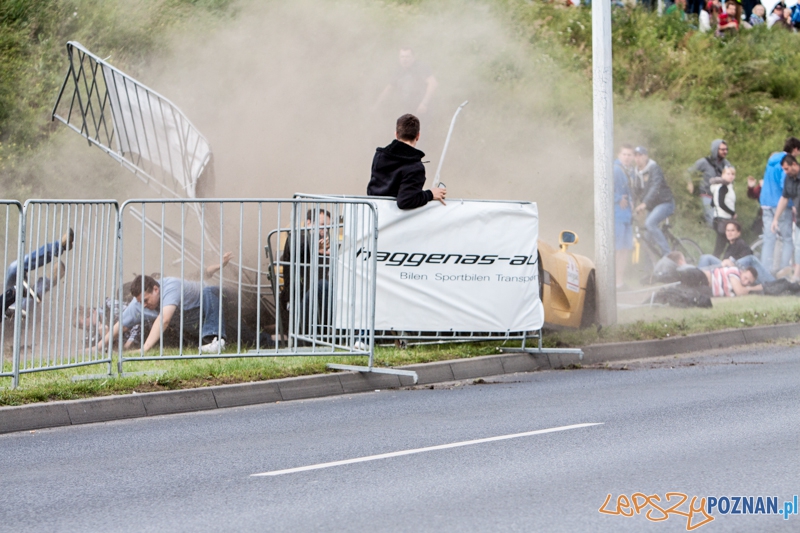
[[367, 114, 446, 210]]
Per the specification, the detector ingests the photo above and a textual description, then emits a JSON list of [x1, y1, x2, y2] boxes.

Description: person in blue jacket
[[614, 144, 635, 288], [760, 137, 800, 273]]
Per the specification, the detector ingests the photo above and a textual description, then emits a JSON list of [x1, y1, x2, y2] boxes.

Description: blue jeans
[[646, 201, 675, 256], [4, 241, 63, 290], [698, 253, 774, 283], [701, 195, 714, 227], [761, 207, 793, 273], [697, 254, 722, 269], [181, 286, 226, 341]]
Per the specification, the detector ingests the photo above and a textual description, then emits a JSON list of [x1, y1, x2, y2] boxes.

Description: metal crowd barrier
[[0, 201, 23, 382], [11, 201, 119, 386], [115, 198, 398, 378]]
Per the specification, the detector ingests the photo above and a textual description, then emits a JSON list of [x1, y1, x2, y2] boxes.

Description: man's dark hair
[[783, 137, 800, 154], [618, 143, 634, 152], [130, 274, 159, 298], [781, 154, 798, 167], [306, 208, 332, 223], [745, 266, 758, 281], [396, 114, 420, 142], [725, 220, 742, 233]]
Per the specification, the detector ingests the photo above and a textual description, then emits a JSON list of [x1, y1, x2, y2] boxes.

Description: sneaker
[[61, 228, 75, 252], [200, 337, 225, 353], [353, 341, 368, 351]]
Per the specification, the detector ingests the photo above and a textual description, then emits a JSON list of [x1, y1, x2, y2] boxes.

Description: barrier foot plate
[[326, 364, 419, 385]]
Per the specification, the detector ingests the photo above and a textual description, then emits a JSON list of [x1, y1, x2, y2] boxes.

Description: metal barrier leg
[[501, 329, 584, 360], [326, 363, 419, 384]]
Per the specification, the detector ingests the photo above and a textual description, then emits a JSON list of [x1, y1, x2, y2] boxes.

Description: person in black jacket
[[633, 146, 675, 256], [367, 114, 446, 209]]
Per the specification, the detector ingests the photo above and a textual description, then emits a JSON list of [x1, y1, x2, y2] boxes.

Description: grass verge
[[2, 295, 799, 406]]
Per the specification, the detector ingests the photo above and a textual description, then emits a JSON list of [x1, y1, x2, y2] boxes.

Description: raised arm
[[204, 251, 233, 279]]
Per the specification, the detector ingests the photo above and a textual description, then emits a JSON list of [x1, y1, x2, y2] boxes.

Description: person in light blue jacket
[[760, 137, 800, 273], [614, 144, 635, 288]]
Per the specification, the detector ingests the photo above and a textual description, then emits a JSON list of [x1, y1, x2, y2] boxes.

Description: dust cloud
[[146, 0, 597, 252], [55, 0, 599, 254]]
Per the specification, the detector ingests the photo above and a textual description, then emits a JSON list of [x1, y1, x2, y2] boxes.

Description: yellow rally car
[[538, 231, 596, 329]]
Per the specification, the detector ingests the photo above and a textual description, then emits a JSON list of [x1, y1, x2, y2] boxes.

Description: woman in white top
[[711, 166, 737, 257]]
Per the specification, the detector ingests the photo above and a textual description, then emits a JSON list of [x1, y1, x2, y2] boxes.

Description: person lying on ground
[[103, 252, 233, 354], [705, 265, 761, 297], [697, 221, 774, 282], [367, 113, 446, 209], [3, 229, 74, 313]]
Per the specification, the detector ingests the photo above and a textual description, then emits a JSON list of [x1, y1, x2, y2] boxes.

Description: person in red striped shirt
[[704, 265, 761, 297]]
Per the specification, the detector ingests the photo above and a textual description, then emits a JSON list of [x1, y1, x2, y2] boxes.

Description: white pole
[[433, 101, 469, 189], [592, 0, 616, 326]]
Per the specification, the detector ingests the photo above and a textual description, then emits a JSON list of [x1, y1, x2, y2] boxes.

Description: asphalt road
[[1, 344, 799, 532]]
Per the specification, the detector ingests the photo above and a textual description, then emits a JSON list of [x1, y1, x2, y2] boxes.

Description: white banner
[[338, 199, 543, 332]]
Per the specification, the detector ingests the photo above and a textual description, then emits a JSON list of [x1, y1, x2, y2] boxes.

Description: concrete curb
[[2, 323, 799, 435]]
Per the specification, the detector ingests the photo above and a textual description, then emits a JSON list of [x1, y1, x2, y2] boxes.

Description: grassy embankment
[[3, 1, 800, 403], [0, 0, 234, 198], [505, 1, 800, 248]]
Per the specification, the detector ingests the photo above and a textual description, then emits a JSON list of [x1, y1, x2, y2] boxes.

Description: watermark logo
[[599, 492, 798, 530]]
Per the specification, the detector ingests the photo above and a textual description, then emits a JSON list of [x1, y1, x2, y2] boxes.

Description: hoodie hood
[[376, 139, 425, 162], [767, 150, 786, 169], [710, 139, 726, 162], [640, 158, 658, 175]]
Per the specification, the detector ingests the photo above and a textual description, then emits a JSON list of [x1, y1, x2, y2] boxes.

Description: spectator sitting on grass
[[750, 4, 766, 25], [717, 1, 742, 33], [767, 2, 785, 28], [696, 220, 775, 283], [700, 0, 722, 32], [665, 0, 688, 19]]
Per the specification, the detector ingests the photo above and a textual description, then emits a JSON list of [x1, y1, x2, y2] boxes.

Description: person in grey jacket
[[687, 139, 731, 227], [634, 146, 675, 256]]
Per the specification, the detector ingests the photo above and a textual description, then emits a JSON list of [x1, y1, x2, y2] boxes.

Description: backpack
[[652, 286, 713, 308]]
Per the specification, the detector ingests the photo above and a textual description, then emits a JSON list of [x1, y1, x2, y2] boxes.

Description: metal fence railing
[[12, 201, 119, 386], [0, 201, 23, 382], [116, 198, 389, 377]]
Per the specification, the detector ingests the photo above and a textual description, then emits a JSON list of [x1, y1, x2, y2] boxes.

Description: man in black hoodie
[[367, 114, 447, 209]]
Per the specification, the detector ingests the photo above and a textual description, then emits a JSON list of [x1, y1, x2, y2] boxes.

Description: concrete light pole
[[592, 0, 616, 326]]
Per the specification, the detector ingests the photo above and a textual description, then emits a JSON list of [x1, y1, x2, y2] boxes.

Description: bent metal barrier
[[114, 198, 411, 380]]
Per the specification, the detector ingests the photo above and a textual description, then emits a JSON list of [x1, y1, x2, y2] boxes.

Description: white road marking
[[251, 422, 603, 477]]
